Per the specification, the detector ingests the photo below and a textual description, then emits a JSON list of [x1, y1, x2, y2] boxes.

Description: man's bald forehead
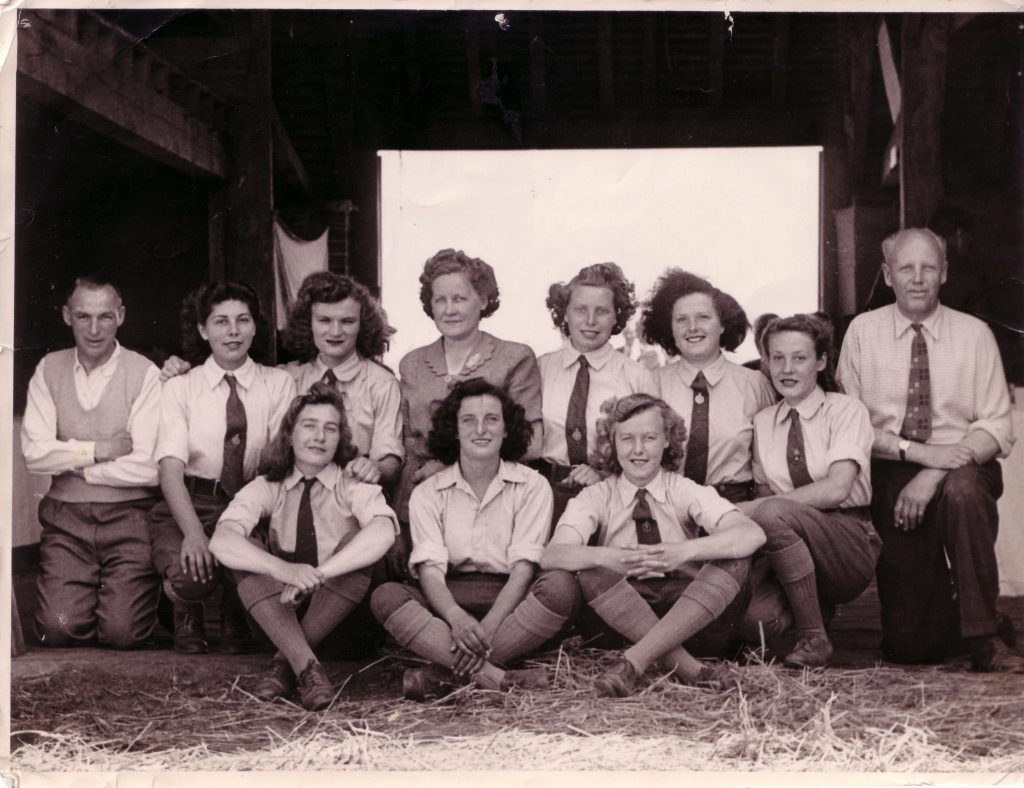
[[882, 227, 946, 266]]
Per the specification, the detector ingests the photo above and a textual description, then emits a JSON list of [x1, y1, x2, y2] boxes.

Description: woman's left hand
[[625, 543, 690, 578], [566, 464, 602, 486], [345, 456, 381, 484], [412, 459, 446, 484], [279, 584, 306, 607]]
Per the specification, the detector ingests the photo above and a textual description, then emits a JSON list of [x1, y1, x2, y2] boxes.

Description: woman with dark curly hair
[[536, 263, 657, 524], [372, 379, 579, 701], [160, 272, 402, 488], [742, 314, 879, 669], [393, 249, 543, 562], [640, 269, 775, 503], [541, 393, 765, 697], [150, 282, 295, 655], [210, 384, 397, 710]]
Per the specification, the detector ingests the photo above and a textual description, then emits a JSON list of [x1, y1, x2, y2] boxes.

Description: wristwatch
[[898, 439, 910, 462]]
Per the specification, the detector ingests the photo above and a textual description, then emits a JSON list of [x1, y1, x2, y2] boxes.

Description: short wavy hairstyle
[[283, 271, 390, 361], [762, 313, 840, 394], [881, 227, 947, 268], [591, 393, 688, 476], [179, 281, 263, 365], [426, 378, 533, 466], [640, 269, 749, 355], [545, 262, 637, 337], [260, 383, 359, 482], [418, 248, 501, 320]]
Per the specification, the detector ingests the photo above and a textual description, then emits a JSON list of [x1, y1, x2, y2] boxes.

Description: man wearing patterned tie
[[540, 393, 765, 696], [22, 274, 162, 648], [838, 228, 1017, 671]]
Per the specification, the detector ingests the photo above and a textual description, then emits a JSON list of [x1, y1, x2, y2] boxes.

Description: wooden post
[[900, 14, 951, 229]]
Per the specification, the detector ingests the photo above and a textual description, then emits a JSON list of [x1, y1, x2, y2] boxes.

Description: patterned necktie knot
[[322, 368, 338, 387], [633, 488, 661, 544], [901, 323, 932, 442], [566, 354, 591, 466]]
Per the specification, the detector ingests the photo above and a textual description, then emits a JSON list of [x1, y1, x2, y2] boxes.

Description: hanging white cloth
[[273, 218, 329, 330]]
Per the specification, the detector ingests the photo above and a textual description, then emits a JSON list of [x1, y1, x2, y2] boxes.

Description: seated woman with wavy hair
[[372, 379, 579, 701], [210, 384, 397, 710]]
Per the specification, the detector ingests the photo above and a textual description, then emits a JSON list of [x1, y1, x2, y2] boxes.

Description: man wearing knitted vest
[[22, 275, 162, 648]]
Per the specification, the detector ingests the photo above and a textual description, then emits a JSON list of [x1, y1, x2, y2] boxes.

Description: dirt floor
[[10, 573, 1024, 772]]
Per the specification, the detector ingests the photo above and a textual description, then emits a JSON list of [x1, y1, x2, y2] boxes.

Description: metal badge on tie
[[572, 428, 583, 442], [694, 393, 705, 405], [231, 435, 241, 446]]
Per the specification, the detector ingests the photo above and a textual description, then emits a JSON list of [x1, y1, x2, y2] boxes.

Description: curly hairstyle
[[418, 248, 501, 320], [762, 313, 840, 394], [640, 269, 749, 355], [260, 383, 359, 481], [591, 393, 688, 476], [179, 281, 263, 366], [426, 378, 533, 466], [283, 271, 390, 361], [545, 262, 637, 337]]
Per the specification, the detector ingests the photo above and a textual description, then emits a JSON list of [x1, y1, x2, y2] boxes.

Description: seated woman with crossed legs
[[541, 393, 765, 697], [372, 379, 579, 701], [210, 384, 397, 710]]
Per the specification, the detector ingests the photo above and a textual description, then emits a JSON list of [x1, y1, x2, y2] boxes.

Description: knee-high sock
[[489, 593, 570, 665], [770, 540, 825, 636], [624, 563, 740, 675], [248, 597, 316, 675], [589, 576, 703, 679], [300, 590, 361, 650], [382, 599, 506, 689]]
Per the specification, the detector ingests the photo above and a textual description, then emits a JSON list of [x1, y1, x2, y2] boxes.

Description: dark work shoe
[[402, 664, 464, 702], [254, 657, 295, 702], [594, 655, 641, 698], [969, 636, 1024, 673], [173, 603, 208, 654], [683, 661, 733, 690], [997, 615, 1018, 648], [297, 659, 335, 711], [220, 607, 252, 654], [499, 666, 549, 692], [783, 633, 833, 669]]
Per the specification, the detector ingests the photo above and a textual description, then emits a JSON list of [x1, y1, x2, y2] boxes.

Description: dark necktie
[[321, 367, 338, 388], [566, 355, 590, 466], [900, 324, 932, 442], [294, 477, 319, 566], [633, 488, 661, 545], [683, 371, 710, 485], [786, 410, 814, 489], [221, 374, 248, 496]]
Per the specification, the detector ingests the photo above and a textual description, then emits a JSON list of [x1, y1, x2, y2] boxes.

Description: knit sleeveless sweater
[[42, 347, 155, 502]]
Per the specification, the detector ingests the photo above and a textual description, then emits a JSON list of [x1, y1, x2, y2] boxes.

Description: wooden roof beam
[[271, 103, 311, 196]]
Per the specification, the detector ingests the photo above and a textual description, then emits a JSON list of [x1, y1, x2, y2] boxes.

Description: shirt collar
[[616, 467, 668, 505], [203, 354, 256, 389], [676, 352, 726, 386], [434, 459, 529, 492], [560, 341, 615, 371], [284, 462, 342, 491], [316, 353, 364, 384], [775, 385, 826, 425], [892, 303, 943, 341], [74, 341, 121, 378]]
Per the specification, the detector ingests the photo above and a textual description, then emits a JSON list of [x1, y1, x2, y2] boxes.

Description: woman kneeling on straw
[[541, 393, 766, 697], [210, 384, 397, 711]]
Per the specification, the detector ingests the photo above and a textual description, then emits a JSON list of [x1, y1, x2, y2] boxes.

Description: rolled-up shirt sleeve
[[216, 477, 277, 538], [345, 479, 400, 534], [686, 484, 738, 535], [408, 481, 449, 575], [368, 374, 405, 462], [550, 485, 602, 546], [21, 359, 95, 473], [969, 328, 1015, 456], [156, 376, 191, 465], [83, 364, 160, 487], [824, 398, 874, 471], [506, 472, 553, 566]]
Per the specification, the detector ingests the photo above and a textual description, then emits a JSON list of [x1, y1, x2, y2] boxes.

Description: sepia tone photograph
[[3, 1, 1024, 777]]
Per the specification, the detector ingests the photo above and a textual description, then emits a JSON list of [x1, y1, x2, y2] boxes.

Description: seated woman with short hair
[[209, 384, 397, 711], [372, 379, 579, 701]]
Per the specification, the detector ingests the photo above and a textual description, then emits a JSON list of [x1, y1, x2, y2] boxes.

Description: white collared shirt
[[551, 468, 737, 549], [408, 460, 552, 575], [538, 342, 657, 465], [654, 353, 777, 484], [216, 463, 398, 564], [282, 354, 403, 462], [157, 355, 295, 481], [752, 386, 873, 508], [21, 342, 162, 486], [838, 304, 1014, 455]]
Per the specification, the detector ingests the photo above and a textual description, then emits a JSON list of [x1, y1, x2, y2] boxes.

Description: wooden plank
[[900, 14, 951, 228], [271, 103, 310, 196], [598, 13, 614, 116], [17, 11, 224, 178]]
